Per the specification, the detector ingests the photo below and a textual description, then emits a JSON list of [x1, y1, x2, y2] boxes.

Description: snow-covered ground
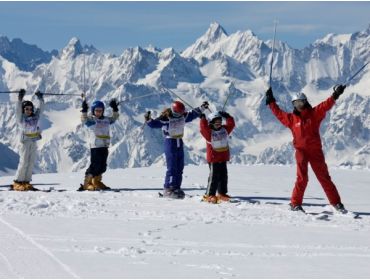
[[0, 164, 370, 278]]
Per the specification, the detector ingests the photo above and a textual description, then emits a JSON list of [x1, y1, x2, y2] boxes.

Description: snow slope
[[0, 164, 369, 278]]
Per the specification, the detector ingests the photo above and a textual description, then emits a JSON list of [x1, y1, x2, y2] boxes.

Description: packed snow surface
[[0, 164, 369, 278]]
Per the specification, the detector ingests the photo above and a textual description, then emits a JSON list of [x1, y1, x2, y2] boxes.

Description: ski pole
[[269, 20, 278, 87], [39, 92, 85, 97], [344, 62, 369, 86], [118, 92, 166, 105], [127, 121, 147, 167], [0, 90, 23, 94], [163, 87, 195, 110]]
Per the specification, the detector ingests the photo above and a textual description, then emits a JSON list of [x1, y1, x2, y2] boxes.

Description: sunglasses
[[24, 107, 33, 111]]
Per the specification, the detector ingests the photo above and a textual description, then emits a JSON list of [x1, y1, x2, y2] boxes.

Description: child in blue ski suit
[[80, 98, 119, 191], [145, 100, 209, 198]]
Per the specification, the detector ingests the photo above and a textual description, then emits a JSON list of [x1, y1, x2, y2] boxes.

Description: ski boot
[[202, 195, 219, 204], [163, 188, 185, 199], [289, 203, 305, 213], [11, 181, 38, 191], [332, 203, 348, 214], [92, 174, 111, 191], [217, 193, 231, 202]]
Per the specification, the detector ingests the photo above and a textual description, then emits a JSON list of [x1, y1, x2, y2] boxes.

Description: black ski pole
[[0, 90, 23, 94], [345, 62, 369, 86]]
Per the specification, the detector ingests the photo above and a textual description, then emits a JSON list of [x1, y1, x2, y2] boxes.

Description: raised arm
[[265, 87, 292, 128]]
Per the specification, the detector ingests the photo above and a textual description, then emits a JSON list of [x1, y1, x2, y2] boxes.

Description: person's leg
[[309, 149, 341, 205], [217, 162, 228, 195], [291, 149, 309, 206], [24, 142, 37, 183]]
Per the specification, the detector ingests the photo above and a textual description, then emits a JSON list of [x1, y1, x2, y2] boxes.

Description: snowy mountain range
[[0, 22, 370, 174]]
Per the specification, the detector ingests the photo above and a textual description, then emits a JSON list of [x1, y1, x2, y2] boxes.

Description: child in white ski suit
[[12, 89, 44, 191], [80, 98, 119, 191]]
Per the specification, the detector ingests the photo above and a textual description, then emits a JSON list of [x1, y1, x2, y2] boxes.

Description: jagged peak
[[204, 22, 228, 42], [60, 37, 83, 59]]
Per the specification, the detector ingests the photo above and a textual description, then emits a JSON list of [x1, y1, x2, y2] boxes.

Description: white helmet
[[207, 111, 222, 123], [291, 92, 307, 102]]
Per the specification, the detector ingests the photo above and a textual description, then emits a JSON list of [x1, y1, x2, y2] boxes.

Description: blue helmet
[[91, 100, 105, 115]]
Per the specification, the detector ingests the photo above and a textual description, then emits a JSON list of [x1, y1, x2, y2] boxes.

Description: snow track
[[0, 216, 79, 278]]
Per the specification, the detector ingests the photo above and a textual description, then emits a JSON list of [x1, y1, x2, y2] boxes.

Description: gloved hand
[[81, 100, 88, 113], [144, 111, 151, 122], [200, 101, 209, 112], [18, 89, 26, 100], [200, 113, 206, 119], [265, 87, 276, 105], [219, 111, 231, 118], [35, 90, 43, 99], [109, 98, 119, 112], [332, 84, 346, 100]]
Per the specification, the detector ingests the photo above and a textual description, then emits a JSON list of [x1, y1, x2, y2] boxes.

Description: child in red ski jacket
[[200, 111, 235, 203], [265, 85, 347, 213]]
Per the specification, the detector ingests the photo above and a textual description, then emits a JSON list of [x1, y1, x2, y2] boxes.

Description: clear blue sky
[[0, 1, 369, 55]]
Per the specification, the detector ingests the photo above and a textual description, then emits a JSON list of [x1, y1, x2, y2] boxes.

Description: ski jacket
[[147, 107, 202, 139], [16, 98, 44, 143], [268, 96, 335, 150], [200, 116, 235, 163], [81, 112, 119, 148]]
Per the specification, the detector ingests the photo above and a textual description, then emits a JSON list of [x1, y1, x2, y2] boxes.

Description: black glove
[[144, 111, 151, 122], [35, 90, 43, 99], [18, 89, 26, 100], [81, 100, 88, 113], [200, 113, 206, 119], [109, 98, 119, 112], [332, 84, 346, 100], [200, 101, 209, 111], [219, 111, 230, 118], [265, 87, 276, 105]]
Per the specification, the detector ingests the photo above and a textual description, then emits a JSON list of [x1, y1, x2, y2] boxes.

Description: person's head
[[171, 101, 185, 118], [291, 92, 308, 112], [22, 100, 34, 116], [208, 112, 222, 129], [91, 100, 105, 117]]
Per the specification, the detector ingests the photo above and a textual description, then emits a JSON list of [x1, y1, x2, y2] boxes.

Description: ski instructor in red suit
[[265, 84, 347, 213]]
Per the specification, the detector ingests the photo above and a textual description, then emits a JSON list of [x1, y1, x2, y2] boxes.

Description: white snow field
[[0, 164, 370, 278]]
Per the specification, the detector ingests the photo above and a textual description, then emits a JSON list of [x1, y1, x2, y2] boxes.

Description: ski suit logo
[[22, 115, 41, 141], [211, 128, 229, 152], [168, 117, 185, 138], [94, 118, 111, 147]]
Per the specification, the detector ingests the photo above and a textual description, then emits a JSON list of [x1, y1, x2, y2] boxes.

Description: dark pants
[[206, 162, 228, 196], [164, 138, 184, 189], [85, 147, 109, 176], [291, 148, 341, 206]]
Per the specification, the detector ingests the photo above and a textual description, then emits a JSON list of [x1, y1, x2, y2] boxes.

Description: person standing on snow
[[12, 89, 44, 191], [265, 85, 347, 213], [79, 98, 119, 191], [200, 111, 235, 203], [144, 100, 209, 199]]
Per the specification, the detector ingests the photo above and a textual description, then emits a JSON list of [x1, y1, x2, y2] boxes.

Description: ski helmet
[[208, 111, 222, 123], [22, 100, 34, 113], [91, 100, 105, 115], [291, 92, 307, 103], [171, 101, 185, 116]]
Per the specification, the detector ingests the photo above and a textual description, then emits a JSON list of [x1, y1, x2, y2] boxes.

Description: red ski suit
[[269, 96, 341, 206], [200, 116, 235, 163]]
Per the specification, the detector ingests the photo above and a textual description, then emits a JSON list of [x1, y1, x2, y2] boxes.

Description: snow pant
[[206, 162, 228, 196], [291, 148, 341, 206], [164, 138, 184, 189], [85, 147, 109, 176], [15, 141, 38, 182]]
